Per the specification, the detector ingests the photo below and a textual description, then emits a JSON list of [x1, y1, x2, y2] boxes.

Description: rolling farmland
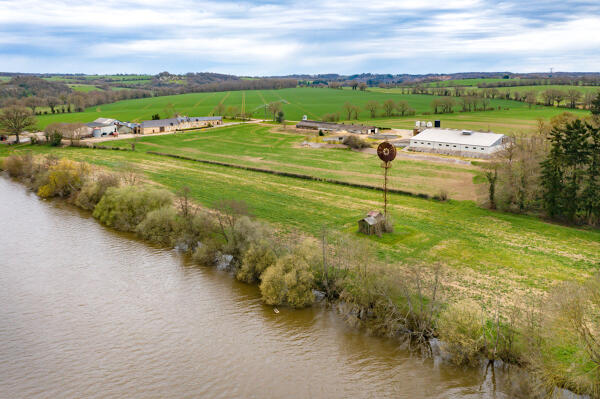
[[32, 87, 591, 134]]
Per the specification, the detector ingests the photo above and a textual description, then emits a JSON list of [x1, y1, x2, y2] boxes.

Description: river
[[0, 175, 525, 398]]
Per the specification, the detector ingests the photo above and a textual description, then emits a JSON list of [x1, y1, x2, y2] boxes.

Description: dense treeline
[[541, 119, 600, 225], [151, 78, 297, 96], [1, 152, 599, 397], [0, 75, 297, 117], [486, 105, 600, 226], [0, 76, 152, 113], [478, 77, 600, 88], [398, 84, 599, 110]]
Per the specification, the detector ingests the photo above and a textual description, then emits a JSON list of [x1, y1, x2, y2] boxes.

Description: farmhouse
[[296, 120, 378, 135], [409, 128, 507, 157], [133, 116, 223, 134]]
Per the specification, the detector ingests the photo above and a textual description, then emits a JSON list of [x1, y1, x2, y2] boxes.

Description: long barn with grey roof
[[296, 120, 378, 135], [134, 116, 222, 134], [409, 128, 507, 157]]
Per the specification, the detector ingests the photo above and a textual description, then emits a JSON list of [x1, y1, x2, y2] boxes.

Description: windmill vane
[[377, 142, 397, 162]]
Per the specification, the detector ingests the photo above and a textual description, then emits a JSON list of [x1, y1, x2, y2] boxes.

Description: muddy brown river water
[[0, 175, 537, 398]]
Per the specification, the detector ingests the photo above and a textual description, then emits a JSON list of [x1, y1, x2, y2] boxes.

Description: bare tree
[[46, 96, 60, 114], [430, 98, 442, 114], [480, 97, 491, 111], [267, 101, 282, 121], [342, 102, 355, 120], [0, 106, 37, 143], [24, 97, 42, 114], [226, 105, 240, 119], [214, 199, 250, 244], [213, 102, 226, 117], [364, 100, 380, 118], [382, 99, 395, 117], [176, 186, 195, 218], [524, 91, 537, 109], [358, 82, 367, 91], [63, 123, 87, 145], [566, 89, 582, 109], [395, 100, 410, 116], [583, 92, 597, 110]]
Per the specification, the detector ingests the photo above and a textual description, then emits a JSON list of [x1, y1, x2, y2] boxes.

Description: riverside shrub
[[192, 239, 221, 266], [37, 159, 89, 198], [236, 241, 277, 284], [175, 212, 218, 252], [136, 206, 182, 246], [225, 216, 269, 267], [437, 302, 486, 366], [260, 253, 315, 308], [75, 173, 120, 210], [93, 185, 173, 231], [2, 154, 26, 177]]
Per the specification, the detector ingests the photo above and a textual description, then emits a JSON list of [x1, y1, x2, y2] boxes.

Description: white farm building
[[409, 128, 507, 157]]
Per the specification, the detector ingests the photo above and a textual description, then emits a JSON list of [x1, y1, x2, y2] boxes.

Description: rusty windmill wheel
[[377, 141, 397, 163], [377, 142, 396, 216]]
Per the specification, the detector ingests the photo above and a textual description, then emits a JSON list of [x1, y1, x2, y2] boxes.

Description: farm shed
[[86, 119, 117, 137], [358, 211, 384, 235], [116, 121, 136, 134], [409, 128, 507, 157], [134, 116, 222, 134], [296, 120, 378, 135], [322, 136, 346, 143]]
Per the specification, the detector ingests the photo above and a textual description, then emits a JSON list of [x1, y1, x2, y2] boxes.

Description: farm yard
[[1, 124, 598, 313]]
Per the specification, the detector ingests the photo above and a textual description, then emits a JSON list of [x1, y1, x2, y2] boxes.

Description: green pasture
[[102, 123, 483, 200], [68, 84, 102, 92], [423, 78, 517, 87], [1, 141, 598, 310], [31, 87, 575, 133]]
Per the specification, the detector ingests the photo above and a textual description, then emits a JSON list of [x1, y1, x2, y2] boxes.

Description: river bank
[[1, 153, 598, 398], [1, 174, 534, 398]]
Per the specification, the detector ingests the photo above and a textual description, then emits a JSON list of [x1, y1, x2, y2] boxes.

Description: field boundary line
[[146, 151, 434, 200]]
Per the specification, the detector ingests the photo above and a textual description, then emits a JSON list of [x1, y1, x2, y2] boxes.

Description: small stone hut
[[358, 211, 385, 235]]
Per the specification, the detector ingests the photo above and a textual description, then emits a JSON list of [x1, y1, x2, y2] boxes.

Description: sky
[[0, 0, 599, 76]]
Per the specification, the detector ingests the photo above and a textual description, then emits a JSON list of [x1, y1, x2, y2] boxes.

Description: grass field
[[102, 123, 484, 200], [2, 127, 598, 312], [68, 84, 102, 92], [360, 106, 589, 133], [423, 78, 518, 87], [29, 87, 589, 134]]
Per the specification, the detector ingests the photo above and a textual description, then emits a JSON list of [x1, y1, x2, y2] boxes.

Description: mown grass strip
[[146, 150, 434, 200]]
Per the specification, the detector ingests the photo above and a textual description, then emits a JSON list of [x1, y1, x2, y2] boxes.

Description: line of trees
[[541, 119, 600, 225], [485, 102, 600, 226], [398, 83, 599, 110], [323, 100, 415, 121], [477, 77, 600, 88]]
